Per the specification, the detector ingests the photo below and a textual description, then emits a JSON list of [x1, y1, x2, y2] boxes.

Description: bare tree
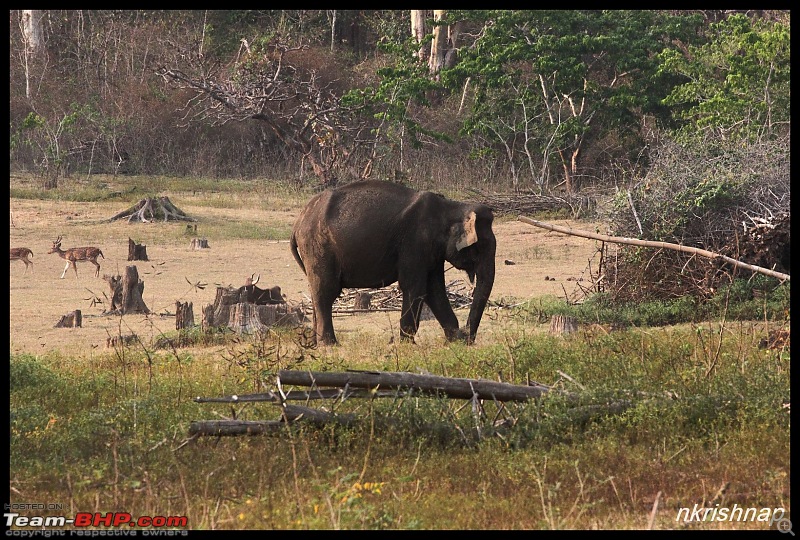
[[158, 38, 374, 187], [411, 10, 428, 61], [20, 10, 44, 100]]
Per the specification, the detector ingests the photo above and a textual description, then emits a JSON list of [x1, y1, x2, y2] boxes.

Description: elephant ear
[[455, 211, 479, 251]]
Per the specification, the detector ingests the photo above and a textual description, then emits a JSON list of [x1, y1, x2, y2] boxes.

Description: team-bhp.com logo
[[5, 511, 188, 530]]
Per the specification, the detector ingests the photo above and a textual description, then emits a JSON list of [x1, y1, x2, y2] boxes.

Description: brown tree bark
[[411, 10, 428, 61], [176, 301, 194, 330], [127, 238, 149, 261], [54, 310, 81, 328], [277, 369, 552, 402], [428, 10, 446, 77], [549, 315, 579, 336], [104, 266, 150, 315]]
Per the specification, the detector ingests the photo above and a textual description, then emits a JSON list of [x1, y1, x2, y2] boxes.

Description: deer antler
[[54, 235, 63, 244]]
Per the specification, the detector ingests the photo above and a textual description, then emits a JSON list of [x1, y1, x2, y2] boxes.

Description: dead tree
[[158, 38, 375, 188], [353, 291, 372, 310], [201, 286, 303, 334], [176, 301, 194, 330], [127, 238, 149, 261], [54, 309, 81, 328], [107, 196, 195, 223], [550, 315, 579, 336], [277, 370, 553, 402], [190, 238, 210, 250], [103, 266, 150, 315]]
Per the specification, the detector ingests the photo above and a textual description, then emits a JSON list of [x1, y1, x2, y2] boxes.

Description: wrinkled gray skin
[[290, 180, 496, 346]]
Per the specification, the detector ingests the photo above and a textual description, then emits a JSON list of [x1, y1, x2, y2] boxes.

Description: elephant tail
[[290, 231, 307, 275]]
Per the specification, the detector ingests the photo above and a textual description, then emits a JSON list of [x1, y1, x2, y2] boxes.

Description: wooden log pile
[[189, 369, 557, 437], [331, 279, 474, 314], [469, 189, 596, 218]]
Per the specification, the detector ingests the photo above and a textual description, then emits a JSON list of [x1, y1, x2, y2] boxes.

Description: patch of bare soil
[[9, 196, 604, 355]]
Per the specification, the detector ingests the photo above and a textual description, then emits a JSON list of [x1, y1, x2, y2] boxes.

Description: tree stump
[[103, 274, 123, 311], [354, 291, 372, 310], [176, 301, 195, 330], [549, 315, 578, 335], [54, 310, 81, 328], [107, 334, 137, 348], [190, 238, 210, 250], [107, 196, 196, 223], [103, 266, 150, 315], [127, 238, 149, 261], [230, 303, 269, 334], [202, 286, 305, 334]]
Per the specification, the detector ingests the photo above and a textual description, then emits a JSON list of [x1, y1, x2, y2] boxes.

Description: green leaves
[[659, 14, 790, 142]]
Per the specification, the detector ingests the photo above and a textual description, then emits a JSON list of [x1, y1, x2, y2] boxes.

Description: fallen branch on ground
[[519, 216, 790, 282]]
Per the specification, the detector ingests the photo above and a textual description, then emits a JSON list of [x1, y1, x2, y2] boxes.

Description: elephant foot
[[399, 332, 417, 344]]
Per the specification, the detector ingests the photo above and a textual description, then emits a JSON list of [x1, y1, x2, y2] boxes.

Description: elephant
[[290, 180, 496, 346]]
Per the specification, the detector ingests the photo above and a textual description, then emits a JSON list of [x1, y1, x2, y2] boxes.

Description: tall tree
[[446, 10, 703, 193], [20, 10, 44, 99], [658, 13, 790, 143]]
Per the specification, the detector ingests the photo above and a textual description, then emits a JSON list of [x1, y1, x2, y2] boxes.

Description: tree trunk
[[176, 301, 194, 330], [353, 291, 372, 310], [411, 10, 428, 61], [277, 369, 552, 402], [107, 196, 195, 223], [54, 309, 81, 328], [428, 10, 446, 77], [202, 286, 304, 333], [21, 10, 43, 100], [190, 238, 210, 250], [330, 10, 338, 52], [104, 266, 149, 315], [549, 315, 579, 335], [127, 238, 149, 261]]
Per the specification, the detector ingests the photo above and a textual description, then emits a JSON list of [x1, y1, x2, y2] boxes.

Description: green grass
[[518, 276, 789, 327], [8, 172, 790, 530], [9, 317, 790, 530]]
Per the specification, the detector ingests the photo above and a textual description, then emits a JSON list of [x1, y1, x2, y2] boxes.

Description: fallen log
[[188, 420, 283, 436], [277, 369, 552, 402], [518, 216, 790, 282], [194, 387, 406, 404]]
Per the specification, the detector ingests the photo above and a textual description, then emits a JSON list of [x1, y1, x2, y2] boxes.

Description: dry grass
[[10, 191, 604, 357]]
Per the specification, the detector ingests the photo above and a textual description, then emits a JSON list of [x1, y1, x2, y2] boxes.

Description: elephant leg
[[399, 289, 426, 342], [425, 272, 462, 341], [307, 266, 341, 345]]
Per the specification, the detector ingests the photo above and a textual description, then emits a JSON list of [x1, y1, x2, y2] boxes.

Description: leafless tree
[[157, 38, 376, 187]]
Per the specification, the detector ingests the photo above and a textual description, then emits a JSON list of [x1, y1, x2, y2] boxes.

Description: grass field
[[8, 174, 790, 530]]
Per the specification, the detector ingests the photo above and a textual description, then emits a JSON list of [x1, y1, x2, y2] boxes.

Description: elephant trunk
[[465, 240, 496, 343]]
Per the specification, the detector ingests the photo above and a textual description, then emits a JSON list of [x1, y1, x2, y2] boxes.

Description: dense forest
[[9, 10, 790, 298], [9, 10, 789, 189]]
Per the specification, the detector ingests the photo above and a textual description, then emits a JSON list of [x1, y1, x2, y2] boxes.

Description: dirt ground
[[9, 195, 605, 355]]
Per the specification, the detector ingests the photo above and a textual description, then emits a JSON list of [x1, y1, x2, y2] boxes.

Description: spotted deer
[[10, 247, 34, 274], [48, 235, 104, 278]]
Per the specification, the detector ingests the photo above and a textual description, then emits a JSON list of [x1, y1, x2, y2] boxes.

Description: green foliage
[[343, 37, 448, 152], [441, 10, 704, 189], [9, 305, 790, 529], [517, 276, 789, 328], [658, 14, 791, 142]]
